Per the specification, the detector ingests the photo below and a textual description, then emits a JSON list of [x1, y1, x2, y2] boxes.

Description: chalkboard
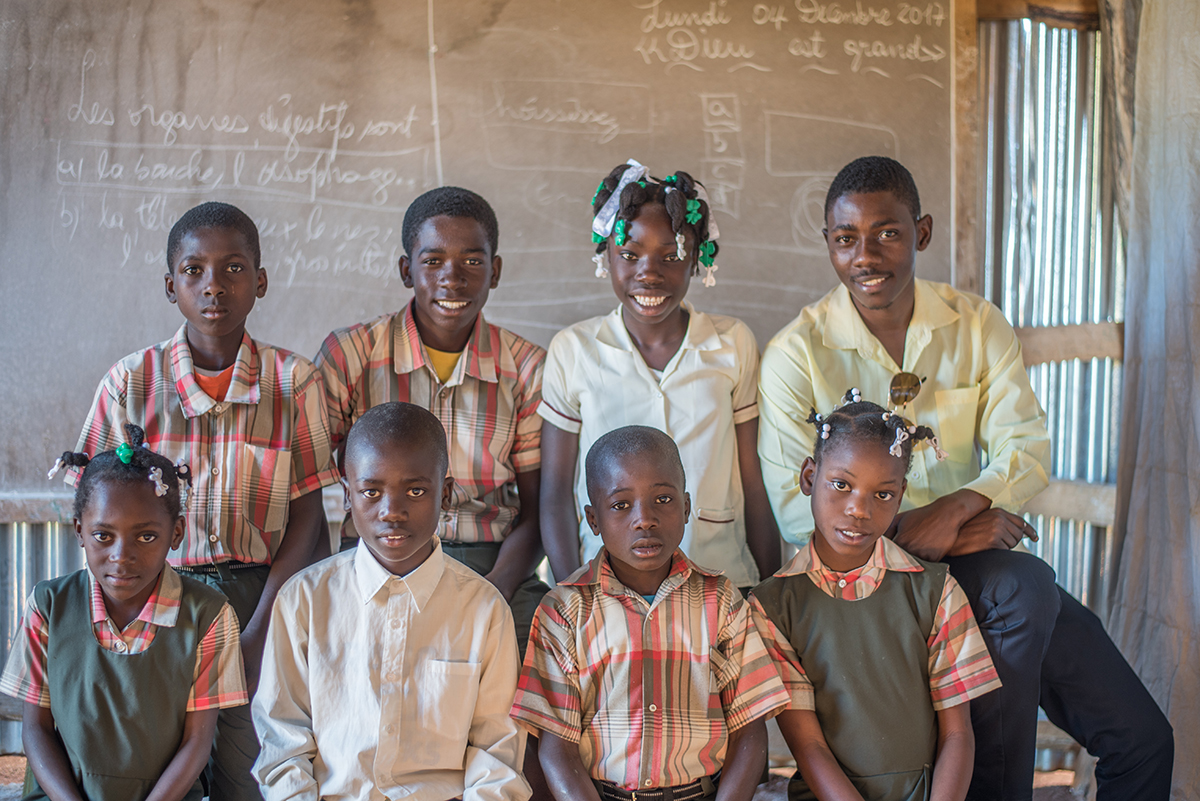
[[0, 0, 954, 504]]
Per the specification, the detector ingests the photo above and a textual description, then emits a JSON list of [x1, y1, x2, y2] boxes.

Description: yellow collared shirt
[[758, 279, 1050, 543]]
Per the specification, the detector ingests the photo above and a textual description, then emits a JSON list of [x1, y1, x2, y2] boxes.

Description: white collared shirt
[[252, 540, 530, 801], [539, 303, 761, 587]]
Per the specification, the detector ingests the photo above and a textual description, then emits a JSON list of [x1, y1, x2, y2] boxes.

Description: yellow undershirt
[[425, 345, 463, 384]]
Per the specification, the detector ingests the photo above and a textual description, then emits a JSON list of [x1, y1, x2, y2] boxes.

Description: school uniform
[[0, 566, 246, 801], [511, 550, 789, 798], [316, 302, 548, 651], [751, 538, 1001, 801], [70, 324, 339, 801], [539, 303, 762, 588], [252, 539, 530, 801], [757, 279, 1174, 799]]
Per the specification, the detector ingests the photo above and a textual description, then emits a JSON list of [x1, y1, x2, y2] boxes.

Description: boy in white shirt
[[252, 402, 530, 801]]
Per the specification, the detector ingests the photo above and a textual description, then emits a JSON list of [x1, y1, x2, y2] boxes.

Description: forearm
[[539, 424, 582, 583], [714, 719, 768, 801], [145, 709, 218, 801], [736, 420, 782, 579], [929, 706, 974, 801], [892, 489, 991, 561], [776, 710, 863, 801], [487, 469, 544, 599], [23, 705, 85, 801], [537, 731, 602, 801]]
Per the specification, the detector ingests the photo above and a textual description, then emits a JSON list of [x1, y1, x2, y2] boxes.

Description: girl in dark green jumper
[[1, 425, 247, 801], [750, 396, 1002, 801]]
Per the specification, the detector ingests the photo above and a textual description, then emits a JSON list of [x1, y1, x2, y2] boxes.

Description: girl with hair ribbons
[[1, 424, 247, 801], [538, 158, 782, 591]]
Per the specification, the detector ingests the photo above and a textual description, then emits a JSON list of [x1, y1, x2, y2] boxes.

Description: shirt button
[[838, 579, 847, 588], [384, 724, 395, 735], [115, 641, 127, 652], [390, 618, 401, 629], [912, 471, 921, 479], [209, 534, 219, 543], [645, 780, 653, 787], [649, 704, 658, 712], [211, 466, 220, 476], [213, 404, 223, 413]]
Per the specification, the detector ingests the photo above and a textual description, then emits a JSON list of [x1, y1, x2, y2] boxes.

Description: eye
[[619, 250, 638, 261], [227, 263, 244, 273], [830, 479, 849, 491], [611, 500, 630, 511], [464, 258, 483, 266], [663, 253, 680, 262], [876, 491, 895, 501], [655, 494, 673, 504], [180, 264, 201, 275], [835, 235, 853, 245], [407, 487, 426, 498], [137, 533, 158, 543], [91, 531, 113, 543], [879, 230, 898, 239], [360, 489, 381, 499]]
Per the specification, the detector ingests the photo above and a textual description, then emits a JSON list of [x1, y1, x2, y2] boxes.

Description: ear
[[682, 491, 691, 522], [170, 517, 185, 550], [799, 456, 818, 497], [821, 227, 829, 246], [441, 475, 455, 510], [583, 504, 601, 537], [341, 477, 351, 512], [398, 254, 413, 288], [489, 255, 503, 289], [255, 266, 269, 298], [73, 517, 84, 545], [164, 271, 177, 304], [915, 214, 933, 251]]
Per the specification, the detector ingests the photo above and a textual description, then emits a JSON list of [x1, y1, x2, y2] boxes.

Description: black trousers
[[944, 550, 1173, 801]]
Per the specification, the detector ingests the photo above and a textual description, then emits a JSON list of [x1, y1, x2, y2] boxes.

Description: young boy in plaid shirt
[[511, 426, 788, 801]]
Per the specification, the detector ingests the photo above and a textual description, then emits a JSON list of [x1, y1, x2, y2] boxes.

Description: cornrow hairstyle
[[590, 164, 718, 274], [56, 424, 192, 520], [806, 392, 938, 471], [166, 201, 262, 272], [401, 186, 500, 257], [824, 156, 922, 222]]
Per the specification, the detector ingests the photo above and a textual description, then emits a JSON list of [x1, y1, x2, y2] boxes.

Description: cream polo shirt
[[252, 540, 530, 801], [539, 303, 762, 587], [758, 279, 1051, 544]]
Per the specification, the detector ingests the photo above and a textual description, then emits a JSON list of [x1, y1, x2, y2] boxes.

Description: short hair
[[166, 201, 262, 271], [807, 392, 938, 471], [344, 402, 449, 480], [60, 424, 190, 520], [824, 156, 922, 222], [402, 187, 499, 256], [591, 165, 717, 272], [584, 425, 685, 503]]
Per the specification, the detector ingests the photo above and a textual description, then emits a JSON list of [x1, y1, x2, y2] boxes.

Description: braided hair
[[591, 164, 718, 274], [806, 390, 939, 471], [50, 424, 193, 520]]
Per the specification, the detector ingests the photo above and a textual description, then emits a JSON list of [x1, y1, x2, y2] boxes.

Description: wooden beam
[[1023, 478, 1116, 527], [977, 0, 1100, 28], [953, 0, 981, 294], [1015, 321, 1124, 365]]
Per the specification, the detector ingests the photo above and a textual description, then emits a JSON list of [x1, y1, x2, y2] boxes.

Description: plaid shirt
[[316, 303, 544, 543], [69, 325, 339, 566], [511, 550, 789, 790], [0, 566, 247, 711], [750, 538, 1001, 711]]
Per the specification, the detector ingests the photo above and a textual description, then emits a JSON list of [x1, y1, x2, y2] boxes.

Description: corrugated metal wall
[[980, 19, 1121, 614]]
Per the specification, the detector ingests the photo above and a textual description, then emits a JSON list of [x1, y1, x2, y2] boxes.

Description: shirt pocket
[[239, 444, 291, 534], [705, 647, 737, 721], [417, 659, 482, 769], [934, 386, 981, 464]]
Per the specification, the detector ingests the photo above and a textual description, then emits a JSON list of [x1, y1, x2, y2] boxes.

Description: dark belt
[[176, 561, 264, 581], [594, 774, 718, 801]]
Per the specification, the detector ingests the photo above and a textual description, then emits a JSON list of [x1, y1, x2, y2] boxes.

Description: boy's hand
[[890, 489, 991, 561], [947, 509, 1037, 556], [239, 620, 266, 694]]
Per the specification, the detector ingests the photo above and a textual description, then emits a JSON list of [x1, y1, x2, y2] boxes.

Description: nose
[[852, 238, 881, 270], [109, 538, 134, 564], [437, 260, 469, 290], [845, 492, 870, 521], [202, 269, 226, 297], [631, 500, 659, 531], [380, 493, 407, 523], [633, 256, 664, 285]]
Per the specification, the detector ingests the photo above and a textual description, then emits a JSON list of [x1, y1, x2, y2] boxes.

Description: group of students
[[0, 155, 1173, 801]]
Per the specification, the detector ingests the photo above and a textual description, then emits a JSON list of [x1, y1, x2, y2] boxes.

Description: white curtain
[[1108, 0, 1200, 795]]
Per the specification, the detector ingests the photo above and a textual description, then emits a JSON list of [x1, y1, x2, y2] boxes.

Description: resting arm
[[929, 704, 974, 801], [145, 708, 220, 801], [735, 420, 782, 579], [776, 709, 864, 801], [714, 718, 769, 801], [486, 469, 543, 601], [537, 730, 602, 801], [540, 422, 582, 583], [22, 703, 85, 801]]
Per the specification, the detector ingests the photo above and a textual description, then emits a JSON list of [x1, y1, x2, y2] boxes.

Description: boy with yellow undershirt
[[315, 186, 549, 657]]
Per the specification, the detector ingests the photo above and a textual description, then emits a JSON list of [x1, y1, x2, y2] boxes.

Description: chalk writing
[[752, 4, 790, 30], [258, 96, 355, 162], [843, 34, 946, 72], [699, 94, 744, 218], [67, 50, 114, 127], [127, 104, 250, 146], [492, 94, 622, 143], [358, 108, 420, 142], [638, 0, 732, 32], [788, 30, 829, 58]]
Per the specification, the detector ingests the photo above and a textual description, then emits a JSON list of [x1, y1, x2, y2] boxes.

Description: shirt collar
[[594, 302, 724, 354], [353, 536, 446, 610], [88, 564, 182, 628], [170, 323, 260, 418], [393, 301, 499, 384], [820, 280, 961, 370], [776, 536, 924, 578], [564, 547, 721, 599]]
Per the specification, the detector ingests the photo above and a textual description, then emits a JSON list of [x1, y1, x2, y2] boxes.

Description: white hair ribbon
[[47, 457, 65, 481], [148, 467, 169, 497], [591, 159, 649, 239]]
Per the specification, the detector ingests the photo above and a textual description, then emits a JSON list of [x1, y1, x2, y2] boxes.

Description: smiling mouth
[[434, 299, 470, 310], [631, 295, 668, 309], [834, 528, 872, 545], [855, 276, 888, 289]]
